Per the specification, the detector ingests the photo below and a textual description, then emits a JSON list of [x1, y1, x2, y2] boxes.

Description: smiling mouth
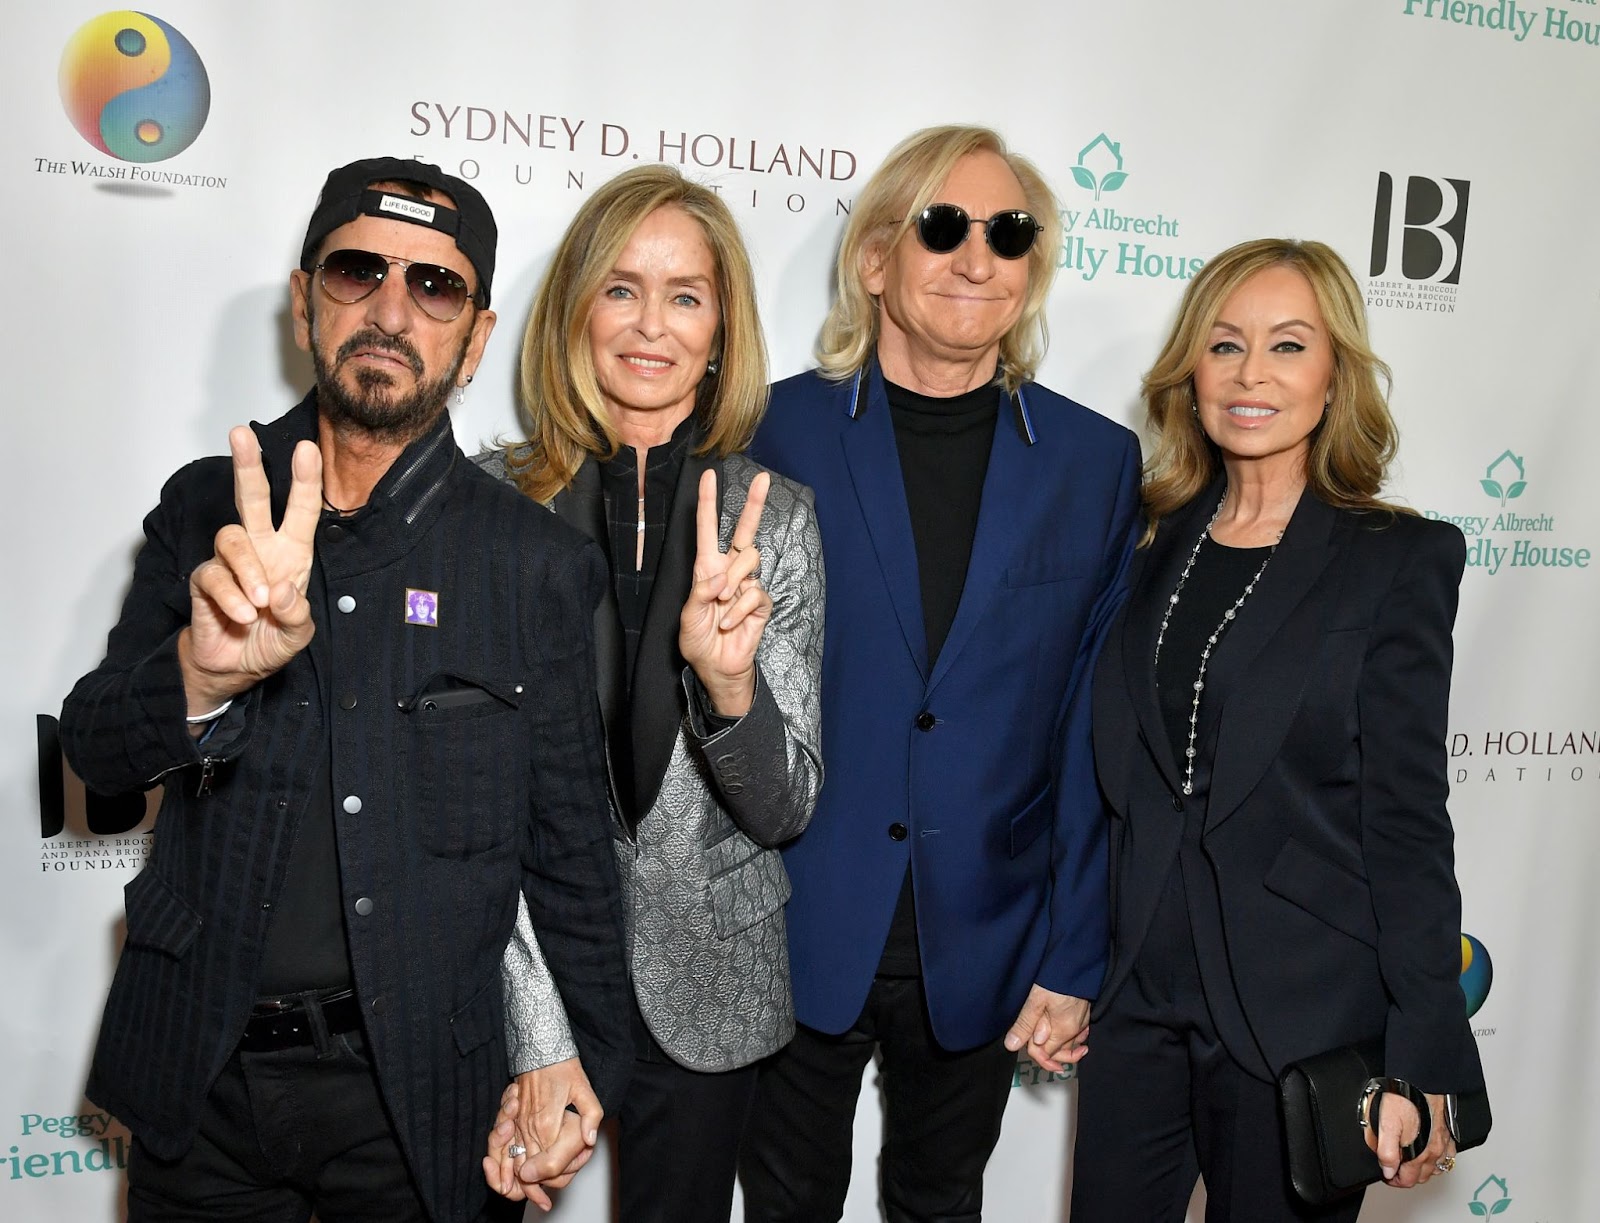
[[620, 355, 673, 372], [1227, 405, 1277, 418]]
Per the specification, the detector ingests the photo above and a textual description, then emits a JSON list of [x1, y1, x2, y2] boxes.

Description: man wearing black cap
[[60, 158, 631, 1222]]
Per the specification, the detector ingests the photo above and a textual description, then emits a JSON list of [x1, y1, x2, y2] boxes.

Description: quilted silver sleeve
[[501, 890, 579, 1074]]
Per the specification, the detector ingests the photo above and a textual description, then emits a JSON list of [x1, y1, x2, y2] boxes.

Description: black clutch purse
[[1278, 1037, 1491, 1205]]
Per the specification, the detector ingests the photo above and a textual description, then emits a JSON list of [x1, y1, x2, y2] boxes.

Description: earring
[[453, 384, 466, 407], [705, 358, 720, 378], [466, 374, 474, 385]]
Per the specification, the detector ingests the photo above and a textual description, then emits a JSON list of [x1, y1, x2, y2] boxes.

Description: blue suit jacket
[[750, 363, 1141, 1049]]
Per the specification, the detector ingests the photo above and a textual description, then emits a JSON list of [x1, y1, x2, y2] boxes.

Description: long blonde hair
[[509, 165, 768, 502], [816, 125, 1061, 392], [1141, 238, 1411, 542]]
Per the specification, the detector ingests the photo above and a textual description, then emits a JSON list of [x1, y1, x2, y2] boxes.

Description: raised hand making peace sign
[[678, 468, 773, 719], [178, 427, 324, 723]]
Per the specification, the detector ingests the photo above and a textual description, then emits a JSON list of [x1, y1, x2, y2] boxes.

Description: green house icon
[[1480, 450, 1526, 507], [1072, 134, 1127, 201]]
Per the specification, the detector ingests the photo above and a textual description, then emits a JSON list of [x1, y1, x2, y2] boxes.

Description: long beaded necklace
[[1153, 494, 1283, 795]]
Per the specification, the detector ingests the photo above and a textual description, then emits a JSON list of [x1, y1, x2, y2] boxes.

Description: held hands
[[1366, 1089, 1456, 1188], [179, 428, 322, 721], [482, 1058, 603, 1211], [678, 469, 772, 718], [1004, 984, 1091, 1073]]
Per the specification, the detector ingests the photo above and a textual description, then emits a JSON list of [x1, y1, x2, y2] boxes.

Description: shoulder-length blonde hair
[[509, 164, 768, 503], [817, 125, 1062, 392], [1140, 237, 1411, 543]]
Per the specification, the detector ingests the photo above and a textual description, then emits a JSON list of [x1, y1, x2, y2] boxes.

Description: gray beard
[[312, 325, 465, 446]]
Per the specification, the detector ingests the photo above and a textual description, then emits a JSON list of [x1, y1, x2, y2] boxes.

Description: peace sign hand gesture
[[679, 469, 773, 719], [178, 427, 323, 721]]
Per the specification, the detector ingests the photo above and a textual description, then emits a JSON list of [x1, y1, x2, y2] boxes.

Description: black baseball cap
[[299, 157, 497, 306]]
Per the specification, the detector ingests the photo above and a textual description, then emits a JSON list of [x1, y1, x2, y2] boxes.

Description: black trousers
[[1071, 862, 1366, 1223], [617, 1050, 759, 1223], [126, 1026, 454, 1223], [740, 974, 1015, 1223]]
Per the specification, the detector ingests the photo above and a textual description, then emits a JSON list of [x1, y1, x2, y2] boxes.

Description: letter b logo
[[1370, 173, 1470, 285], [37, 714, 150, 839]]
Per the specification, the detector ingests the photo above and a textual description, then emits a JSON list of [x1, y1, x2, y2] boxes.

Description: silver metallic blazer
[[479, 448, 824, 1074]]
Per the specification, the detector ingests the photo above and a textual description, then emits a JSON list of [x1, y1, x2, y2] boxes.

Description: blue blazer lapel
[[839, 367, 930, 683], [1199, 491, 1344, 832], [926, 387, 1031, 694]]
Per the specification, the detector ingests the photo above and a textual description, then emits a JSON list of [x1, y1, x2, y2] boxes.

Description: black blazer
[[1093, 485, 1484, 1095], [61, 397, 631, 1223]]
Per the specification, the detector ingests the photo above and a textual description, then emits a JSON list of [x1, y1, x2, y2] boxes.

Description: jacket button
[[324, 523, 345, 541], [1171, 794, 1184, 812], [339, 694, 358, 711], [914, 711, 936, 731], [342, 795, 362, 814], [888, 822, 908, 841], [354, 896, 374, 917], [337, 595, 356, 613]]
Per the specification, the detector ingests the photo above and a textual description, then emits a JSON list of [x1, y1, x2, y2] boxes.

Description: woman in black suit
[[1071, 239, 1484, 1221]]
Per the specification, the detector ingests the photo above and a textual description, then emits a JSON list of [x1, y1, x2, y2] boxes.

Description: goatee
[[313, 326, 465, 446]]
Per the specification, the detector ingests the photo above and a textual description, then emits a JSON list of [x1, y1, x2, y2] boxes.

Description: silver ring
[[507, 1143, 526, 1159]]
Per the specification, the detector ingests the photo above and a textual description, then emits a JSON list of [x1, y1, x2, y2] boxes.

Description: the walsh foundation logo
[[33, 12, 225, 189], [59, 12, 209, 162], [1423, 450, 1590, 575], [1367, 172, 1469, 315], [1460, 934, 1493, 1019], [1059, 133, 1205, 285]]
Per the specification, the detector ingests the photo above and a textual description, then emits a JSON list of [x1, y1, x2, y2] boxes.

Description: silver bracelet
[[185, 699, 233, 725]]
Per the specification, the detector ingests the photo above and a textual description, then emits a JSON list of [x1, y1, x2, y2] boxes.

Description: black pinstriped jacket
[[61, 395, 631, 1222]]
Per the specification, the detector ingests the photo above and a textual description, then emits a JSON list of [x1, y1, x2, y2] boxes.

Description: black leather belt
[[238, 987, 361, 1052]]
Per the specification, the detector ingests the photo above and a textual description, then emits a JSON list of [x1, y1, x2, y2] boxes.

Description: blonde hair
[[1140, 237, 1411, 543], [509, 165, 768, 502], [817, 125, 1061, 392]]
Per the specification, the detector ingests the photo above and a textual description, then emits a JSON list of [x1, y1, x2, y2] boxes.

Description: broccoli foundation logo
[[1366, 171, 1469, 317], [1460, 933, 1493, 1018], [1479, 450, 1526, 507], [1371, 172, 1469, 283], [1468, 1174, 1511, 1216], [59, 11, 210, 163]]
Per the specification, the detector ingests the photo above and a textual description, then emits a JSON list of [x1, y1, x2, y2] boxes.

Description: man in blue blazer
[[740, 127, 1141, 1222]]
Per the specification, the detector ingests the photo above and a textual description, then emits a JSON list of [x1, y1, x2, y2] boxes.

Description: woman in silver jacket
[[480, 164, 823, 1223]]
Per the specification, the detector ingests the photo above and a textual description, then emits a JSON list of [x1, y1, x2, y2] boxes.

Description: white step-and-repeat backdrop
[[4, 2, 1596, 1219]]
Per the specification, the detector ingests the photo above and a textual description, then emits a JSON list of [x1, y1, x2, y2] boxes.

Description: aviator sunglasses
[[315, 248, 478, 322], [912, 203, 1042, 260]]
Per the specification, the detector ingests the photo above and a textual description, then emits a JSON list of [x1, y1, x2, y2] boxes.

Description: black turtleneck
[[884, 375, 1000, 667]]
